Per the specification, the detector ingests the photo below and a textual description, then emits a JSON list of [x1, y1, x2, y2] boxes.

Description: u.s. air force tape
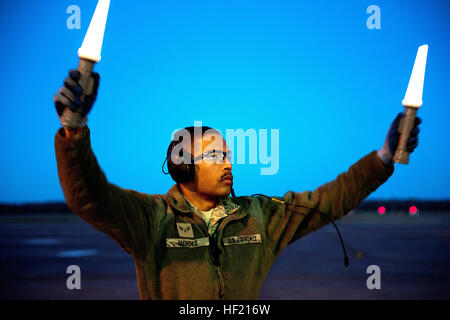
[[166, 237, 210, 248], [223, 234, 262, 246]]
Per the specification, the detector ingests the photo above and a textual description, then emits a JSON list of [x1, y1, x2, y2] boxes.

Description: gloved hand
[[53, 69, 100, 129], [377, 112, 421, 164]]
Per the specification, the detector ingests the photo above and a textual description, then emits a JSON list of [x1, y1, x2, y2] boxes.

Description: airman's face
[[184, 131, 233, 199]]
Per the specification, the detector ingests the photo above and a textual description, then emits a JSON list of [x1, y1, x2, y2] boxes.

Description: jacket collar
[[167, 184, 240, 215]]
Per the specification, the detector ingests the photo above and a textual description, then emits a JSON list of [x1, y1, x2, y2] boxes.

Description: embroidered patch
[[176, 222, 194, 238], [223, 234, 262, 246], [166, 238, 210, 248]]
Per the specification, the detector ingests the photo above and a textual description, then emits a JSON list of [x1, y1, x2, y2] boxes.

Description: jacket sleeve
[[54, 126, 158, 260], [258, 151, 394, 257]]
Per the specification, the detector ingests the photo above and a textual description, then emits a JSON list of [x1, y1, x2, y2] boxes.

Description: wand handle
[[77, 58, 96, 107], [393, 106, 417, 164]]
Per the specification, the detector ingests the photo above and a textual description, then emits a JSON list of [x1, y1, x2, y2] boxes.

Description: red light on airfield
[[378, 206, 386, 215], [409, 206, 418, 215]]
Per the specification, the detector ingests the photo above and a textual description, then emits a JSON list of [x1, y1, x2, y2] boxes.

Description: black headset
[[162, 138, 196, 184]]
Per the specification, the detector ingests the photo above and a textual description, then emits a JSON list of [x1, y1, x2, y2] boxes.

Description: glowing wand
[[394, 44, 428, 164], [76, 0, 110, 103]]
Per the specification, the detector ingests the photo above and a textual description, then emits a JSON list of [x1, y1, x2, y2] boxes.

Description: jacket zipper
[[216, 266, 225, 298], [210, 236, 225, 298], [192, 213, 225, 299]]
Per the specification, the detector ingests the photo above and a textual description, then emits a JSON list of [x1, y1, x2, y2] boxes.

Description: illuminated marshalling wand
[[76, 0, 110, 103], [394, 44, 428, 164]]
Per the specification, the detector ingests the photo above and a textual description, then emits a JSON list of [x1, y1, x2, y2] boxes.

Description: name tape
[[166, 237, 210, 248], [223, 234, 262, 246]]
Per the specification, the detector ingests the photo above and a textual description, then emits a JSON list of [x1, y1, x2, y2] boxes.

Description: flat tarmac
[[1, 211, 449, 299]]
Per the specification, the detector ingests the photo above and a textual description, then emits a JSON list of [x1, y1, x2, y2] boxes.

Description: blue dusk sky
[[0, 0, 449, 203]]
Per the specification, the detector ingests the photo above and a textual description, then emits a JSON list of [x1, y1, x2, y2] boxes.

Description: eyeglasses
[[193, 149, 232, 164]]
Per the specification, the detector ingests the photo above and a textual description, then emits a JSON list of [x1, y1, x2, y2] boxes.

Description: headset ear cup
[[179, 163, 195, 183], [167, 147, 196, 183], [170, 163, 195, 183], [186, 161, 196, 182]]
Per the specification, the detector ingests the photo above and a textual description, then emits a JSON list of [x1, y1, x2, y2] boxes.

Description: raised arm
[[53, 70, 158, 260], [257, 113, 421, 256], [283, 150, 393, 244]]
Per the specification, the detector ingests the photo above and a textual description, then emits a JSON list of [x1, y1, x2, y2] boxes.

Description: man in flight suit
[[53, 69, 421, 299]]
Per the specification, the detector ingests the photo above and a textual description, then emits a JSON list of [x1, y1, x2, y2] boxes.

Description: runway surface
[[1, 211, 449, 299]]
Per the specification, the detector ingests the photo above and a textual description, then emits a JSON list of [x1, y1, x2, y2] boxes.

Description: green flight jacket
[[54, 126, 394, 300]]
